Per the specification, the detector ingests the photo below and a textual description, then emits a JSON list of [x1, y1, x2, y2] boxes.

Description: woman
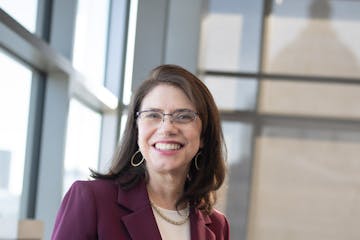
[[52, 64, 229, 239]]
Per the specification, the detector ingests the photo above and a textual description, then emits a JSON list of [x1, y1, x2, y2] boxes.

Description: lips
[[154, 142, 182, 150]]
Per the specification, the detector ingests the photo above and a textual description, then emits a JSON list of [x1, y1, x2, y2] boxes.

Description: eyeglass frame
[[136, 109, 200, 124]]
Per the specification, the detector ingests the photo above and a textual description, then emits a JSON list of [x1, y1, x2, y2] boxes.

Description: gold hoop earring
[[131, 150, 144, 167], [194, 152, 202, 170]]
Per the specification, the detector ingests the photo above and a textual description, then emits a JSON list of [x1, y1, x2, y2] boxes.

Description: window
[[0, 49, 32, 238], [0, 0, 38, 33], [72, 0, 110, 84], [62, 0, 111, 194], [63, 99, 102, 194], [199, 0, 263, 72], [263, 0, 360, 78], [199, 0, 360, 239], [203, 75, 258, 111]]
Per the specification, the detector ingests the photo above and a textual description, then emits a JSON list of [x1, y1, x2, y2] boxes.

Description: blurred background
[[1, 0, 359, 239]]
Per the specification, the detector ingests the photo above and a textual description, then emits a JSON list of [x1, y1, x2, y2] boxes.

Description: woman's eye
[[174, 113, 194, 122], [146, 112, 162, 119], [177, 113, 192, 119]]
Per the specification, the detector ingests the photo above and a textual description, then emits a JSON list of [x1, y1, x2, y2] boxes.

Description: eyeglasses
[[136, 109, 199, 124]]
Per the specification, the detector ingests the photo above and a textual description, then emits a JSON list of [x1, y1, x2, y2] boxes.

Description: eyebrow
[[140, 108, 196, 113]]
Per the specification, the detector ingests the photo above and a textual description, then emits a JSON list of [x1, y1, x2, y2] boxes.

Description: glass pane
[[248, 126, 360, 240], [219, 122, 253, 240], [258, 79, 360, 119], [123, 0, 139, 105], [264, 0, 360, 78], [63, 99, 102, 194], [72, 0, 110, 84], [203, 76, 257, 111], [199, 0, 263, 72], [118, 111, 128, 143], [0, 49, 32, 238], [0, 0, 38, 33]]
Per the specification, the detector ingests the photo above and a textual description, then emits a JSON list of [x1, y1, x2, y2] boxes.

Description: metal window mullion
[[245, 1, 273, 240], [99, 0, 130, 171], [34, 1, 77, 239], [203, 70, 360, 85], [19, 72, 46, 219], [220, 110, 360, 131]]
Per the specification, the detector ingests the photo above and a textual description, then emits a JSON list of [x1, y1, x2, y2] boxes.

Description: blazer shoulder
[[208, 208, 230, 240], [52, 179, 133, 239], [64, 179, 119, 208], [209, 208, 228, 223], [70, 178, 118, 193]]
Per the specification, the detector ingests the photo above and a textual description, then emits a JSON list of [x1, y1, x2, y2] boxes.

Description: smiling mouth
[[154, 143, 182, 150]]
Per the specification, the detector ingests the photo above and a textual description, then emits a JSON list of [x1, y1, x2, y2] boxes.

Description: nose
[[161, 113, 174, 123], [157, 114, 178, 135]]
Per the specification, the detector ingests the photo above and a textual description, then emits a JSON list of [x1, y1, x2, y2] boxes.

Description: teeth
[[155, 143, 181, 150]]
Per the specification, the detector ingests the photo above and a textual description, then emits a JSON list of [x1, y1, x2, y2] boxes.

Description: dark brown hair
[[91, 64, 227, 214]]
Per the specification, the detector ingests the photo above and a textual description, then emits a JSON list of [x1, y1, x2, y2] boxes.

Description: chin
[[153, 164, 186, 175]]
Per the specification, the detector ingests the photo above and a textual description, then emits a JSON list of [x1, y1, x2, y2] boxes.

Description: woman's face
[[137, 84, 202, 177]]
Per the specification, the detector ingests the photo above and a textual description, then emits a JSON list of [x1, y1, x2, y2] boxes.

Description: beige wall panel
[[248, 137, 360, 240], [258, 80, 360, 119]]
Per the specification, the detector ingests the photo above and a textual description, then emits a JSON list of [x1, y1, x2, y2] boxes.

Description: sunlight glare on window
[[72, 0, 110, 84], [0, 0, 38, 32], [63, 99, 102, 194], [0, 50, 32, 238]]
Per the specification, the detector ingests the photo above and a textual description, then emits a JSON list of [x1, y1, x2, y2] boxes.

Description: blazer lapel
[[117, 180, 162, 239], [190, 207, 216, 240], [117, 179, 216, 240]]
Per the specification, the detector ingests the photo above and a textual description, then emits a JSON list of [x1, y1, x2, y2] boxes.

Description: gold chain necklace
[[150, 201, 190, 225]]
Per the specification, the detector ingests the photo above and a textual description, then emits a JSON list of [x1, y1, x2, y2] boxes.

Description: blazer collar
[[117, 179, 162, 239], [117, 179, 150, 212], [117, 179, 216, 240], [190, 207, 216, 240]]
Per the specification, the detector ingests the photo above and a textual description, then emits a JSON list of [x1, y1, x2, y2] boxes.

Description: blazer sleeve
[[51, 181, 98, 240]]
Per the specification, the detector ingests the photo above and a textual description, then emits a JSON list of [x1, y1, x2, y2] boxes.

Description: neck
[[147, 173, 187, 210]]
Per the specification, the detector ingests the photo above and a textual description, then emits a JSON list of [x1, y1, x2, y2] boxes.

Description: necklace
[[150, 201, 190, 225]]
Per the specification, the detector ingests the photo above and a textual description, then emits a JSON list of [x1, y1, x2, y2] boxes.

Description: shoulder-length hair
[[92, 64, 227, 214]]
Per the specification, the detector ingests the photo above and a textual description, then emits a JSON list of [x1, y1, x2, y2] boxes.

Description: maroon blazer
[[52, 179, 229, 240]]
